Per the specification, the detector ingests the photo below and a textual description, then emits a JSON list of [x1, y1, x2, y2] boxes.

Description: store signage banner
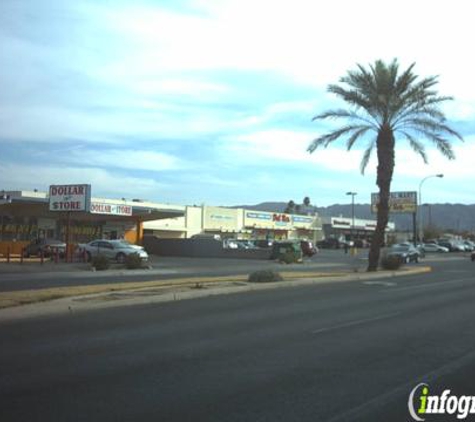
[[49, 184, 91, 212], [90, 202, 133, 216], [371, 191, 417, 214]]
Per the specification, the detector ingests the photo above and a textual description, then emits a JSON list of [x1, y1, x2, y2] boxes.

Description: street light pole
[[346, 192, 357, 244], [418, 174, 443, 242]]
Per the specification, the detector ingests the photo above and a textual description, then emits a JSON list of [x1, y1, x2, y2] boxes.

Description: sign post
[[371, 191, 418, 245], [49, 184, 91, 262]]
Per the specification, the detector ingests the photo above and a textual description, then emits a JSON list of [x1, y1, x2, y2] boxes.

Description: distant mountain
[[232, 202, 475, 232]]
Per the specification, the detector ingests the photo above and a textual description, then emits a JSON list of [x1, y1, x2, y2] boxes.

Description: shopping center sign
[[90, 202, 133, 216], [49, 184, 91, 212], [371, 191, 417, 214]]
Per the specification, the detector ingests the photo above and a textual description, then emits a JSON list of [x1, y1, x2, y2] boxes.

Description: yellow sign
[[371, 191, 417, 214]]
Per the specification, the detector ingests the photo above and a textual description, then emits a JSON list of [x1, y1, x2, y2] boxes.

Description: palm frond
[[400, 131, 428, 163], [307, 125, 367, 152], [360, 140, 375, 174], [312, 109, 377, 128], [401, 118, 463, 140], [346, 127, 372, 150]]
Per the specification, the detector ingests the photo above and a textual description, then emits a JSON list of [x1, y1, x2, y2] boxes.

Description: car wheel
[[116, 253, 126, 263]]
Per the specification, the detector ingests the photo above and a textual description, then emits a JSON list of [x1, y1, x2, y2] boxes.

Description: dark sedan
[[386, 244, 421, 263]]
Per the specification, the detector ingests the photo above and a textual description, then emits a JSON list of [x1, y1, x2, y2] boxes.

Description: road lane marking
[[312, 312, 400, 335], [324, 344, 475, 422], [363, 281, 397, 287], [385, 277, 474, 293]]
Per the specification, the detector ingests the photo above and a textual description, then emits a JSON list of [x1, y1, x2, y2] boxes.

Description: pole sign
[[49, 184, 91, 212], [371, 191, 417, 214], [90, 202, 133, 216]]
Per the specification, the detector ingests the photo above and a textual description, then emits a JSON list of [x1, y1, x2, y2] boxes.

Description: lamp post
[[418, 174, 443, 242], [346, 192, 357, 244]]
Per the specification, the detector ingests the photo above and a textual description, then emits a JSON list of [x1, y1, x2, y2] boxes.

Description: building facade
[[144, 206, 322, 242], [321, 216, 396, 244]]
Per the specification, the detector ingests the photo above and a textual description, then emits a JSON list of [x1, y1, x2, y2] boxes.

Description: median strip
[[0, 267, 430, 310]]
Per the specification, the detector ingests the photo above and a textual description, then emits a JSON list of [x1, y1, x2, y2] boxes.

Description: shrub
[[125, 253, 143, 269], [279, 250, 301, 264], [248, 270, 283, 283], [380, 254, 403, 270], [92, 254, 110, 271]]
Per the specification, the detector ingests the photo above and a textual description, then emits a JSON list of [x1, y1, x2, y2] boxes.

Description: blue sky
[[1, 0, 474, 207]]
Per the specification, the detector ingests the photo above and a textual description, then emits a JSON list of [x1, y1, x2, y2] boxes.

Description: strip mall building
[[0, 187, 323, 253]]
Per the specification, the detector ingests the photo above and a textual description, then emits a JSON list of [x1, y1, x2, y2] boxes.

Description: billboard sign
[[90, 202, 133, 216], [371, 191, 417, 214], [49, 184, 91, 212]]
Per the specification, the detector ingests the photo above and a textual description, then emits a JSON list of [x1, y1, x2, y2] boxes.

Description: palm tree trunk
[[367, 128, 395, 271]]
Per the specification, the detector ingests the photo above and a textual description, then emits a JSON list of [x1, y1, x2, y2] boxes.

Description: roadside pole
[[412, 212, 417, 246]]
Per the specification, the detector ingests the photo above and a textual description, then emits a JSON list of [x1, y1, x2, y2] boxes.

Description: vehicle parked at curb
[[386, 244, 421, 263], [23, 238, 66, 258], [80, 240, 149, 263]]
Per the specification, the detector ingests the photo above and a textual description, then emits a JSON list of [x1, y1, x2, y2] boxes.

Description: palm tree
[[308, 59, 462, 271], [284, 200, 296, 214]]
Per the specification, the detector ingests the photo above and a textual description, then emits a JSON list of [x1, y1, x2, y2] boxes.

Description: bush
[[380, 254, 403, 270], [92, 254, 110, 271], [125, 253, 143, 269], [248, 270, 283, 283], [279, 251, 301, 264]]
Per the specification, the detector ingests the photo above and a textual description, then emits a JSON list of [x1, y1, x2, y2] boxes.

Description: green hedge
[[92, 254, 110, 271], [248, 270, 283, 283]]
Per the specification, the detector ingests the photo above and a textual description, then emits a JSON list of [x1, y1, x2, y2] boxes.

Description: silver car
[[82, 240, 148, 263]]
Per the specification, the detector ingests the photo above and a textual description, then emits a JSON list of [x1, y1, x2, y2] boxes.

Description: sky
[[1, 0, 475, 207]]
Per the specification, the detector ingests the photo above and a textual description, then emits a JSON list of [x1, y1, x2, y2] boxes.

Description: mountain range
[[233, 202, 475, 232]]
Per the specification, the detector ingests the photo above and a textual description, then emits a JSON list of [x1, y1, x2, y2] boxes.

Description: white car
[[82, 240, 149, 263], [422, 243, 449, 253]]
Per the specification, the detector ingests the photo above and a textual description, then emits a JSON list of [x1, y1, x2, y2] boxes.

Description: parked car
[[436, 239, 456, 252], [386, 244, 421, 263], [451, 241, 467, 252], [81, 239, 149, 263], [421, 243, 449, 253], [316, 238, 341, 249], [300, 240, 318, 257], [254, 239, 274, 249], [270, 241, 303, 261], [23, 238, 66, 258], [462, 240, 475, 251]]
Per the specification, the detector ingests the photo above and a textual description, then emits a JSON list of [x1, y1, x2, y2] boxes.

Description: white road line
[[385, 277, 474, 293], [312, 312, 400, 335], [363, 281, 397, 287]]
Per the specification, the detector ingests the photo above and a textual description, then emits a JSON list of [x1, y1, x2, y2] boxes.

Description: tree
[[284, 200, 295, 214], [303, 197, 311, 207], [308, 59, 462, 271]]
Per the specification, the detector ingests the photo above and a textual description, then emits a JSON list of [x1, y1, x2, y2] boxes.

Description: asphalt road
[[0, 250, 366, 292], [1, 256, 474, 421]]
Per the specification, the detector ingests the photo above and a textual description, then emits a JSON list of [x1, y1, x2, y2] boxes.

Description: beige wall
[[203, 206, 240, 232], [144, 205, 322, 240]]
